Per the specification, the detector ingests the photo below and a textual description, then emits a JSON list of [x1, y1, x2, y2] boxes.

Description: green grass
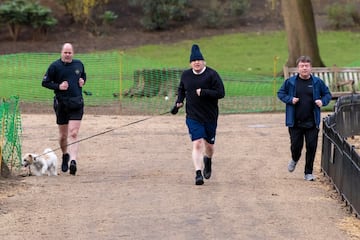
[[124, 31, 360, 75], [1, 30, 360, 104]]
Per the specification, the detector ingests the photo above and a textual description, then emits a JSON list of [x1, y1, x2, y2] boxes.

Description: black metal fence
[[321, 94, 360, 216]]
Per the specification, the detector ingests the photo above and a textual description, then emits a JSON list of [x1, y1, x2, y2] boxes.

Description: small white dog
[[22, 148, 58, 176]]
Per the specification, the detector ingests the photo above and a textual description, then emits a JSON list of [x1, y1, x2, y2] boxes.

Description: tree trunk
[[281, 0, 325, 67]]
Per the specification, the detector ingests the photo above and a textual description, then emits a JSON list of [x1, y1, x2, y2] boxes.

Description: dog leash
[[35, 110, 172, 158]]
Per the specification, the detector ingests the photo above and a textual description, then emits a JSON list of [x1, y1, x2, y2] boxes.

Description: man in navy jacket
[[278, 55, 331, 181]]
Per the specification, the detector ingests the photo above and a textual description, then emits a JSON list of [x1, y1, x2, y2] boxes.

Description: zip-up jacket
[[277, 74, 332, 128]]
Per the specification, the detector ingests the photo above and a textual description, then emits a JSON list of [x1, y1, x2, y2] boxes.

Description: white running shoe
[[288, 159, 297, 172], [304, 174, 316, 181]]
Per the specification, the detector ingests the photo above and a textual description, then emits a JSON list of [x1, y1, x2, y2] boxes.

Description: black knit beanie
[[189, 44, 204, 62]]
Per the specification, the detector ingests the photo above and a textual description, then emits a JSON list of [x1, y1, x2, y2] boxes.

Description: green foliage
[[98, 10, 118, 34], [57, 0, 109, 25], [26, 2, 57, 40], [125, 31, 360, 75], [27, 3, 57, 29], [229, 0, 250, 16], [200, 0, 250, 28], [201, 7, 225, 29], [326, 3, 359, 29], [100, 10, 118, 25], [129, 0, 191, 30], [0, 0, 28, 24], [0, 0, 57, 41], [0, 0, 29, 40]]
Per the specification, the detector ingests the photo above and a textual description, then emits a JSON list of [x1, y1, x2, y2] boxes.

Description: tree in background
[[0, 0, 27, 41], [0, 0, 57, 41], [57, 0, 108, 25], [281, 0, 325, 67]]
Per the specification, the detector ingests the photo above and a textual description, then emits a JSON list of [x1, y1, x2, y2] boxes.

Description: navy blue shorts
[[186, 118, 217, 144], [53, 97, 84, 125]]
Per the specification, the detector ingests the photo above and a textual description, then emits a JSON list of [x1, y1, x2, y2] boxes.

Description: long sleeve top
[[42, 59, 86, 99], [277, 74, 332, 128], [176, 67, 225, 123]]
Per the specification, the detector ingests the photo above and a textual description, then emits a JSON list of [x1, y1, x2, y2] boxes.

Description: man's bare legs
[[203, 141, 214, 179], [192, 139, 215, 184], [58, 120, 81, 174], [67, 120, 81, 160], [192, 139, 204, 171]]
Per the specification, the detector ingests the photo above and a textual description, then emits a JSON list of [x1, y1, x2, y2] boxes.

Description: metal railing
[[321, 94, 360, 216]]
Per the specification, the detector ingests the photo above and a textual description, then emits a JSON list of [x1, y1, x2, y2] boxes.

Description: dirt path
[[0, 113, 359, 239]]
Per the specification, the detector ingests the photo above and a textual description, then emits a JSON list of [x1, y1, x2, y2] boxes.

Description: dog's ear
[[27, 154, 34, 160]]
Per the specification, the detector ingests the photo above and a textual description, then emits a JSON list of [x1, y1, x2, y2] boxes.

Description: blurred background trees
[[0, 0, 57, 41], [0, 0, 359, 67]]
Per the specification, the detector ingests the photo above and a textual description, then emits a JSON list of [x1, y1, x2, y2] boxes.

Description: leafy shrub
[[201, 8, 225, 29], [0, 0, 57, 41], [228, 0, 250, 17], [57, 0, 109, 25], [200, 0, 250, 28], [100, 10, 118, 25], [26, 2, 57, 38], [326, 3, 359, 29], [128, 0, 191, 30], [98, 10, 118, 34]]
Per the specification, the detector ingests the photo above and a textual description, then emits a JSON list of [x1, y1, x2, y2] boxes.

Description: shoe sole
[[304, 175, 315, 181], [195, 178, 204, 185], [69, 163, 77, 175], [304, 178, 315, 181], [288, 167, 295, 172]]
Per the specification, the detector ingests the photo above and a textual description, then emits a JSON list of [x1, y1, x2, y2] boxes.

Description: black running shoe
[[69, 160, 77, 175], [195, 170, 204, 185], [61, 153, 70, 172], [203, 156, 212, 179]]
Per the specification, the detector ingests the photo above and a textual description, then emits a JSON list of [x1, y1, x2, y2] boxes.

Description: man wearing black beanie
[[172, 44, 225, 185]]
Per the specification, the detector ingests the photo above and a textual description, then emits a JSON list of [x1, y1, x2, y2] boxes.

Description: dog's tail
[[43, 148, 53, 154]]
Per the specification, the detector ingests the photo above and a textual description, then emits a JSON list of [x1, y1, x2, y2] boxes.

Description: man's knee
[[193, 139, 203, 150], [205, 144, 214, 155], [69, 128, 79, 139]]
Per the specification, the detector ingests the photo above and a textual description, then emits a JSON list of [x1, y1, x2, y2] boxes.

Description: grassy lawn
[[0, 30, 359, 109], [124, 31, 360, 74]]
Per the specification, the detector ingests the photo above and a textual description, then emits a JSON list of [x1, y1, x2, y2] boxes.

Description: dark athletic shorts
[[53, 97, 84, 125], [186, 117, 217, 144]]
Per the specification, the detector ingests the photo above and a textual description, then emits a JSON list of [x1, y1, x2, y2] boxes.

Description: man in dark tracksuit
[[173, 44, 225, 185], [42, 43, 86, 176], [277, 55, 331, 181]]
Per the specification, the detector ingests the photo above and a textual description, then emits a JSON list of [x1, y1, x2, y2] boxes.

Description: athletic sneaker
[[61, 153, 70, 172], [195, 170, 204, 185], [304, 174, 316, 181], [69, 160, 77, 175], [287, 159, 297, 172], [203, 156, 212, 179]]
